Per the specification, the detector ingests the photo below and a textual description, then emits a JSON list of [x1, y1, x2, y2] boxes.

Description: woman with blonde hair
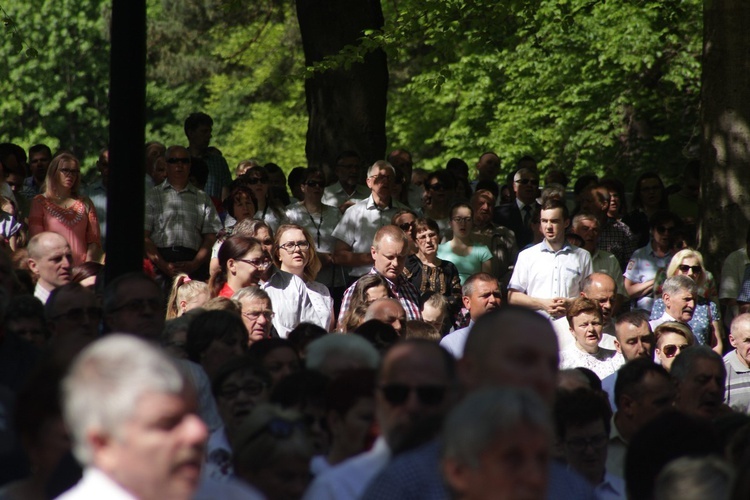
[[165, 273, 209, 319], [28, 152, 101, 264], [338, 274, 391, 332], [650, 248, 722, 352], [653, 321, 695, 372]]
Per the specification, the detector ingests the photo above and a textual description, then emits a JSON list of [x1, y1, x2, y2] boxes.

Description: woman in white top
[[285, 168, 342, 288], [272, 224, 334, 330], [560, 297, 623, 380]]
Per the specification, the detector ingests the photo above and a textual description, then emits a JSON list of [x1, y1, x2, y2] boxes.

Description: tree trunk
[[295, 0, 388, 173], [700, 0, 750, 274]]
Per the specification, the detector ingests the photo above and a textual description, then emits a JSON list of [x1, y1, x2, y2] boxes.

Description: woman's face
[[229, 248, 266, 288], [248, 173, 269, 201], [277, 228, 310, 275], [300, 174, 324, 202], [675, 256, 702, 282], [365, 284, 389, 305], [233, 192, 256, 223], [639, 178, 663, 208], [425, 177, 451, 205], [416, 228, 440, 257], [656, 332, 690, 371], [262, 346, 301, 388], [607, 190, 620, 218], [570, 312, 603, 354], [394, 213, 417, 241], [57, 160, 79, 192], [450, 207, 473, 238]]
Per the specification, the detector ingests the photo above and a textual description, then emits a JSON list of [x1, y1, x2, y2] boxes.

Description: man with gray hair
[[305, 333, 380, 378], [332, 160, 409, 279], [58, 334, 208, 499], [672, 345, 726, 420], [725, 312, 750, 413], [649, 275, 698, 331]]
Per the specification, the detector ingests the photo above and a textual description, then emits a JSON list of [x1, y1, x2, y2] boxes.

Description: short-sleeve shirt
[[508, 240, 593, 300], [331, 195, 409, 277], [321, 182, 370, 208], [592, 249, 628, 298], [437, 242, 493, 284], [724, 350, 750, 414], [623, 244, 673, 312], [285, 202, 342, 253], [720, 248, 750, 300], [145, 182, 221, 250]]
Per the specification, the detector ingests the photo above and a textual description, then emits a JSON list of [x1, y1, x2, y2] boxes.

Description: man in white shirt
[[58, 334, 208, 500], [508, 199, 592, 318], [440, 273, 501, 358], [322, 150, 370, 211], [332, 160, 408, 279], [648, 275, 697, 331], [304, 339, 456, 500], [27, 231, 73, 304]]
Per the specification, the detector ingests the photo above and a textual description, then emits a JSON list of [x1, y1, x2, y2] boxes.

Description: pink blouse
[[28, 195, 101, 265]]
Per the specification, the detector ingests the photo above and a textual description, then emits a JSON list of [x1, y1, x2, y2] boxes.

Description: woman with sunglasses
[[285, 168, 342, 288], [208, 235, 270, 298], [421, 170, 456, 234], [623, 172, 670, 247], [272, 224, 334, 330], [29, 152, 101, 265], [391, 209, 419, 255], [653, 321, 695, 371], [560, 297, 623, 379], [437, 203, 493, 284], [650, 249, 722, 353], [240, 165, 288, 232]]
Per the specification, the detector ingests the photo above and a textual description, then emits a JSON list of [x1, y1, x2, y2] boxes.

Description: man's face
[[215, 369, 269, 432], [513, 170, 539, 204], [390, 152, 413, 179], [580, 187, 608, 216], [29, 237, 73, 290], [562, 420, 608, 486], [476, 154, 500, 181], [651, 220, 676, 248], [376, 343, 452, 449], [100, 390, 207, 500], [422, 302, 445, 332], [472, 194, 494, 226], [165, 148, 191, 187], [573, 218, 600, 252], [664, 289, 695, 323], [238, 297, 273, 344], [463, 280, 501, 320], [105, 280, 165, 340], [366, 167, 394, 201], [49, 289, 101, 340], [582, 277, 616, 324], [187, 124, 211, 150], [6, 317, 47, 347], [729, 324, 750, 368], [625, 371, 675, 431], [540, 208, 568, 245], [675, 358, 726, 420], [30, 151, 51, 181], [614, 322, 653, 361], [371, 236, 407, 281], [335, 156, 361, 189], [367, 299, 406, 336]]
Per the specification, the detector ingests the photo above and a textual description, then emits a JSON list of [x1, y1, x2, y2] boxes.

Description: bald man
[[553, 273, 618, 352], [365, 298, 407, 336], [27, 232, 73, 304]]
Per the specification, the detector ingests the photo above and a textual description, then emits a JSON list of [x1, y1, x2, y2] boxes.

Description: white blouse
[[559, 346, 624, 380]]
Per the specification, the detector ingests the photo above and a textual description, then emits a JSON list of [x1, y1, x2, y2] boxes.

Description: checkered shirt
[[337, 268, 422, 326], [599, 218, 636, 269], [202, 151, 232, 199]]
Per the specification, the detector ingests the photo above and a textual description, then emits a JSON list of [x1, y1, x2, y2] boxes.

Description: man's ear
[[729, 333, 738, 350], [442, 457, 471, 495], [462, 295, 471, 311], [614, 339, 622, 354], [371, 246, 378, 261], [27, 258, 38, 276]]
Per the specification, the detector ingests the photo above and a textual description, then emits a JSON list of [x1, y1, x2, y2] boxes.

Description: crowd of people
[[0, 112, 749, 500]]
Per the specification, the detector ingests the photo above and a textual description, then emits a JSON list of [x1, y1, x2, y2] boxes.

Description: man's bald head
[[365, 298, 406, 336], [581, 273, 617, 324], [27, 232, 73, 292], [460, 305, 559, 405]]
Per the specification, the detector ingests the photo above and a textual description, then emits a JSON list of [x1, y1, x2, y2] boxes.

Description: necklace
[[304, 203, 323, 248]]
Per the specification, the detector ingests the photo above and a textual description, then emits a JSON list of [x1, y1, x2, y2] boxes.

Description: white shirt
[[306, 280, 334, 331], [559, 346, 624, 380], [331, 195, 409, 277], [595, 472, 626, 500], [34, 282, 51, 305], [322, 182, 370, 208], [648, 311, 678, 332], [553, 317, 617, 352], [303, 437, 391, 500], [285, 202, 342, 254], [720, 247, 750, 300], [56, 468, 137, 500], [440, 322, 474, 358], [261, 270, 320, 338], [509, 240, 593, 302]]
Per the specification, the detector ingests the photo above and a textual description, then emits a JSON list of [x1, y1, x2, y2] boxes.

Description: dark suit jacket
[[493, 201, 540, 249]]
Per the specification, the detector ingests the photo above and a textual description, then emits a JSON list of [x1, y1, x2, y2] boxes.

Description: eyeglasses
[[60, 168, 81, 176], [655, 225, 675, 234], [427, 183, 446, 191], [677, 265, 702, 274], [304, 181, 324, 188], [565, 433, 608, 452], [515, 178, 539, 186], [52, 306, 103, 322], [398, 222, 415, 232], [662, 343, 689, 358], [369, 174, 393, 183], [242, 309, 275, 321], [110, 298, 162, 314], [380, 384, 447, 406], [166, 157, 190, 165], [246, 177, 269, 185], [217, 381, 266, 399], [278, 240, 310, 252], [235, 258, 272, 270], [451, 217, 472, 224]]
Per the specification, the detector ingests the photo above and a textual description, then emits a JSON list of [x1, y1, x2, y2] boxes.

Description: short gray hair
[[232, 286, 271, 306], [62, 334, 187, 465], [367, 160, 395, 178], [670, 345, 725, 384], [731, 313, 750, 337], [654, 456, 733, 500], [662, 275, 698, 297], [442, 387, 551, 468], [305, 333, 380, 373]]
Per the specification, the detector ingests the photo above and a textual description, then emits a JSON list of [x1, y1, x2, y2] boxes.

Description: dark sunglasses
[[398, 222, 415, 232], [655, 225, 675, 234], [427, 183, 446, 191], [662, 344, 689, 358], [246, 177, 269, 185], [677, 264, 702, 274], [380, 384, 447, 406], [305, 181, 324, 188], [166, 157, 190, 164], [515, 178, 539, 186]]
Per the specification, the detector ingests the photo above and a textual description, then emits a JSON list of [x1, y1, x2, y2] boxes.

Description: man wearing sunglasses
[[649, 275, 697, 331], [305, 340, 456, 500], [493, 167, 541, 249], [145, 145, 222, 282]]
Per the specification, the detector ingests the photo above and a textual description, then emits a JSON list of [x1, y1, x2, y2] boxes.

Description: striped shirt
[[724, 350, 750, 413]]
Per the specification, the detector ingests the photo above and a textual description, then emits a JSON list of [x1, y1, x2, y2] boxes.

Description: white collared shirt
[[322, 182, 370, 208], [261, 270, 321, 337], [509, 240, 593, 301], [56, 468, 138, 499], [440, 321, 474, 358]]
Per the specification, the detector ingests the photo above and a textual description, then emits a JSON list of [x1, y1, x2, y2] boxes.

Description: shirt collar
[[540, 239, 572, 253], [727, 350, 750, 373], [609, 413, 628, 445], [366, 194, 392, 211]]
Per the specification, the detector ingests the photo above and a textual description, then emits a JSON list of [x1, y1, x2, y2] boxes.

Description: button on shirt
[[508, 240, 593, 304], [145, 182, 221, 250], [331, 195, 409, 277]]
